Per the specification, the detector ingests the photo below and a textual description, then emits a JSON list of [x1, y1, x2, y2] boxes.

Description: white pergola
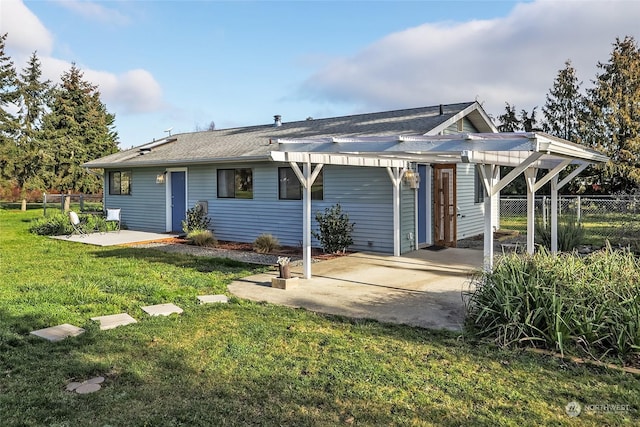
[[270, 132, 608, 278]]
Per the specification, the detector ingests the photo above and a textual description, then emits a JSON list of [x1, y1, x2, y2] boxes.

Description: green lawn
[[500, 212, 639, 247], [1, 209, 638, 426]]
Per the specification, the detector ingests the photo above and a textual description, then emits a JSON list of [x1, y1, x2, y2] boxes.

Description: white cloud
[[84, 68, 164, 114], [0, 0, 54, 55], [301, 0, 640, 118], [3, 1, 164, 115], [55, 0, 130, 26]]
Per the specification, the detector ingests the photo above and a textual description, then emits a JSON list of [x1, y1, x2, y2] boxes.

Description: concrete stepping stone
[[30, 324, 85, 342], [197, 294, 229, 304], [141, 303, 183, 317], [66, 376, 104, 394], [91, 313, 137, 330]]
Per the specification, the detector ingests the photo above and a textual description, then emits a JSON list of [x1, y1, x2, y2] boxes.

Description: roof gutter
[[82, 155, 271, 169]]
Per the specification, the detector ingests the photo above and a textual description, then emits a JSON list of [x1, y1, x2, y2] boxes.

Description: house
[[84, 101, 499, 256], [85, 100, 609, 277]]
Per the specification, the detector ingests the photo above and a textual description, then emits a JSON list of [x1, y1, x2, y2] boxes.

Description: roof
[[272, 132, 609, 169], [84, 101, 496, 168]]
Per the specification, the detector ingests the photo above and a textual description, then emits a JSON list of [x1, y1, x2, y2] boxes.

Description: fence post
[[577, 196, 581, 222], [43, 192, 47, 216]]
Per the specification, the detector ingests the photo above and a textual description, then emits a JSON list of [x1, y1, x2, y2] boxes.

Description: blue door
[[417, 164, 428, 245], [171, 171, 186, 232]]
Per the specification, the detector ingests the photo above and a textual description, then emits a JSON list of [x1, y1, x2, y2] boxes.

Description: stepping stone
[[30, 324, 85, 342], [141, 303, 183, 317], [66, 376, 104, 394], [197, 294, 229, 304], [91, 313, 137, 330]]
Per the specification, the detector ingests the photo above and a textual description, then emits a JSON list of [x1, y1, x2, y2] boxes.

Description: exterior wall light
[[156, 173, 166, 184]]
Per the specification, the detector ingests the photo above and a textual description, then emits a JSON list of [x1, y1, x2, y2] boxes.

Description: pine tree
[[520, 107, 539, 132], [497, 102, 521, 132], [0, 33, 19, 186], [583, 36, 640, 192], [12, 51, 53, 191], [42, 63, 119, 193], [542, 60, 582, 141]]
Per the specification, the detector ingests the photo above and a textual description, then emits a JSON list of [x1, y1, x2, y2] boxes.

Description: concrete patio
[[51, 230, 179, 246], [228, 247, 483, 331]]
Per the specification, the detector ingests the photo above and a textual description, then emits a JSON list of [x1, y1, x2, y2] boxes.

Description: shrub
[[29, 212, 73, 235], [29, 212, 116, 235], [182, 204, 211, 234], [187, 229, 217, 247], [312, 203, 355, 254], [465, 245, 640, 363], [535, 216, 584, 251], [253, 233, 280, 254]]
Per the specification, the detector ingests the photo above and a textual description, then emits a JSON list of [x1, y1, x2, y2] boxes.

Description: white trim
[[165, 167, 188, 233]]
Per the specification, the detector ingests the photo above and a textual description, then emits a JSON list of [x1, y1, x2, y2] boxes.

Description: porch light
[[156, 173, 165, 184], [403, 169, 420, 188]]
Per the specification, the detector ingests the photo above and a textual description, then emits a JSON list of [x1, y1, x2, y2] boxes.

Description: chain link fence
[[500, 195, 640, 250], [501, 195, 640, 226]]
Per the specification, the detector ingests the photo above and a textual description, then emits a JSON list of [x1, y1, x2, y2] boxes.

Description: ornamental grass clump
[[187, 229, 217, 247], [253, 233, 280, 254], [465, 244, 640, 364], [535, 216, 585, 251]]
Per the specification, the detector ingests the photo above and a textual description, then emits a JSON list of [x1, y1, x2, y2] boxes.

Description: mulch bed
[[215, 240, 347, 260]]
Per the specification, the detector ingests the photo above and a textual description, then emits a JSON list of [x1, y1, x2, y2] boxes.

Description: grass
[[1, 209, 639, 426], [500, 212, 639, 248]]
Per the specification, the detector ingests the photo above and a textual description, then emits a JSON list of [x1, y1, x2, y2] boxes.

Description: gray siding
[[456, 163, 484, 239], [401, 184, 416, 253], [443, 117, 476, 134], [104, 167, 166, 232], [182, 163, 395, 253]]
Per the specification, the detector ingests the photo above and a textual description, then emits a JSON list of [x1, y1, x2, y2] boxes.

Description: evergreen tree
[[0, 33, 19, 185], [497, 102, 521, 132], [520, 107, 539, 132], [583, 36, 640, 192], [542, 60, 582, 141], [12, 51, 52, 191], [42, 63, 119, 193]]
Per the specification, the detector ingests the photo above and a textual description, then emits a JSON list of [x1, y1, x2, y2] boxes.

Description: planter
[[271, 277, 298, 290], [278, 264, 291, 279]]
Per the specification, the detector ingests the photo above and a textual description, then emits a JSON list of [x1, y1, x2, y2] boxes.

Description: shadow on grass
[[1, 303, 638, 426], [92, 245, 261, 274]]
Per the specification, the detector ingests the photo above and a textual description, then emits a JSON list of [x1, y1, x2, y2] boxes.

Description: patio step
[[141, 303, 184, 316], [91, 313, 138, 330], [30, 324, 85, 342]]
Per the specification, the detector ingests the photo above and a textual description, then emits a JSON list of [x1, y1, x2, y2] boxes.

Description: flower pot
[[278, 264, 291, 279]]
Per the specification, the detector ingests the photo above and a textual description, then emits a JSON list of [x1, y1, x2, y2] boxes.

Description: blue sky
[[3, 0, 640, 147]]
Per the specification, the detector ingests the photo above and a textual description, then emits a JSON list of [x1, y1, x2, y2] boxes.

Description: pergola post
[[551, 175, 559, 253], [524, 168, 537, 254], [290, 160, 323, 279], [386, 166, 405, 257], [479, 164, 499, 270]]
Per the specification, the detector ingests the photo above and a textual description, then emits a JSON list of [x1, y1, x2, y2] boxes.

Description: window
[[278, 167, 323, 200], [474, 168, 485, 204], [109, 171, 131, 195], [217, 168, 253, 199]]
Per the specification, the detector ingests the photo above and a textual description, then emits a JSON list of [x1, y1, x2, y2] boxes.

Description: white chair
[[68, 211, 86, 237], [105, 208, 121, 232]]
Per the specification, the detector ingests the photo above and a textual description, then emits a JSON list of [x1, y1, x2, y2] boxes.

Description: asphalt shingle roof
[[85, 102, 482, 167]]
